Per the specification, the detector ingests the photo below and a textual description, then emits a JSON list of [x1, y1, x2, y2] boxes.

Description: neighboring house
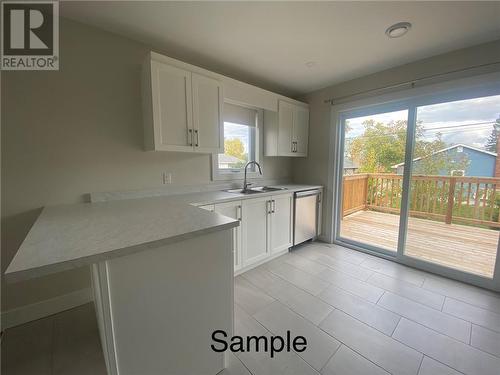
[[344, 158, 360, 175], [391, 144, 497, 177], [218, 154, 245, 169]]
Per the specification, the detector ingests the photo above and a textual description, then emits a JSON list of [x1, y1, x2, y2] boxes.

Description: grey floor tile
[[52, 303, 107, 375], [378, 292, 471, 343], [219, 352, 253, 375], [253, 301, 340, 371], [319, 286, 400, 336], [442, 298, 500, 333], [324, 244, 370, 265], [319, 309, 422, 375], [242, 266, 333, 325], [284, 253, 329, 275], [300, 242, 369, 265], [367, 272, 445, 310], [234, 303, 319, 375], [418, 357, 462, 375], [234, 276, 275, 315], [360, 258, 426, 286], [321, 345, 390, 375], [423, 276, 500, 314], [471, 324, 500, 358], [1, 316, 54, 375], [266, 261, 330, 296], [297, 249, 374, 281], [393, 318, 500, 375], [277, 285, 335, 326], [317, 268, 384, 303]]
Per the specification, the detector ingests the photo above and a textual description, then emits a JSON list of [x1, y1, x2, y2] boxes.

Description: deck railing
[[342, 173, 500, 228]]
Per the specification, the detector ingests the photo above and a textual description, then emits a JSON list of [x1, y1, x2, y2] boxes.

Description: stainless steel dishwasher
[[293, 189, 321, 246]]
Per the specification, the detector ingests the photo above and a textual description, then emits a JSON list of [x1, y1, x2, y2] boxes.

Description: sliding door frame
[[328, 72, 500, 291]]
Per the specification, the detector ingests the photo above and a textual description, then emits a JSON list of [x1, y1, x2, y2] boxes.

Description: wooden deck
[[340, 210, 499, 278]]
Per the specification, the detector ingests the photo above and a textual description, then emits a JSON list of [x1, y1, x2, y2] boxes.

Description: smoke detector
[[385, 22, 412, 38]]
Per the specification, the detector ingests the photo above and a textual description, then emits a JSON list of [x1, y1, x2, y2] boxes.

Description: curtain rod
[[323, 61, 500, 105]]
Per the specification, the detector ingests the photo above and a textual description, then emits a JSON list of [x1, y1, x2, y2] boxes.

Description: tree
[[224, 138, 247, 168], [349, 119, 407, 173], [224, 138, 245, 160], [349, 119, 469, 175], [484, 116, 500, 152]]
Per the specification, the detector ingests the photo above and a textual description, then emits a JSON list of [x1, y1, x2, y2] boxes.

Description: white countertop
[[5, 184, 322, 282]]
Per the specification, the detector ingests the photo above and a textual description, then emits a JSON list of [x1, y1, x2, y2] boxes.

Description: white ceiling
[[61, 1, 500, 97]]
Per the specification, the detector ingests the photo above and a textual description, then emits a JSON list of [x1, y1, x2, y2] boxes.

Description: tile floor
[[3, 242, 500, 375]]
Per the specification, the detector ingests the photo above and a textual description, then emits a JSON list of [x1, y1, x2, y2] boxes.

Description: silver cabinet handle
[[266, 200, 272, 214], [237, 205, 242, 221], [272, 200, 276, 213], [188, 129, 193, 146], [294, 141, 298, 152], [194, 129, 199, 147]]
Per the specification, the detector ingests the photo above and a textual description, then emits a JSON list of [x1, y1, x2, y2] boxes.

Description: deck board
[[340, 210, 499, 278]]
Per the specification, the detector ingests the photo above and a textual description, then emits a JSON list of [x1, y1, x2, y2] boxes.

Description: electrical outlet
[[162, 172, 172, 184]]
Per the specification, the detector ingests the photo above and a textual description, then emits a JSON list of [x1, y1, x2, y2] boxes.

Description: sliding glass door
[[405, 95, 500, 279], [335, 88, 500, 288], [339, 108, 408, 254]]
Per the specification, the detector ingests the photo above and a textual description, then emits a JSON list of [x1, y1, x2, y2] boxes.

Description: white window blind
[[223, 103, 256, 127]]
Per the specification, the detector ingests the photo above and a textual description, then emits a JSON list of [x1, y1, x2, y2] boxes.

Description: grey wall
[[293, 39, 500, 237], [1, 19, 292, 312]]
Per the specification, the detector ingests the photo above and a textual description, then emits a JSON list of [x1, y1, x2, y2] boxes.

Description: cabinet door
[[277, 100, 294, 156], [215, 201, 243, 271], [192, 73, 224, 154], [270, 194, 293, 253], [242, 197, 270, 266], [293, 106, 309, 156], [151, 61, 194, 151]]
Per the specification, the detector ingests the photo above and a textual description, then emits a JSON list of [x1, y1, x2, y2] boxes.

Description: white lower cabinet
[[214, 201, 243, 271], [241, 196, 270, 267], [269, 193, 293, 254], [240, 193, 293, 270]]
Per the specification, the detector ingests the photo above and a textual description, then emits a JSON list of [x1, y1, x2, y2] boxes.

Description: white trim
[[1, 288, 92, 330], [392, 143, 497, 168]]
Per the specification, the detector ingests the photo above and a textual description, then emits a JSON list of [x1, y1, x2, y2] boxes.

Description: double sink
[[225, 186, 288, 195]]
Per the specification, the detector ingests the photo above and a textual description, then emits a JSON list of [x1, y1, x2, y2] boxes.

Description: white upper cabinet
[[143, 52, 307, 154], [143, 58, 223, 153], [264, 100, 309, 157], [192, 73, 224, 153], [293, 105, 310, 156]]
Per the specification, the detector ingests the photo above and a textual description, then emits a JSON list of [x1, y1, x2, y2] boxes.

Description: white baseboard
[[1, 288, 93, 330]]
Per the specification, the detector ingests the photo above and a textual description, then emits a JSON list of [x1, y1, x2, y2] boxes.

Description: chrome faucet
[[243, 161, 263, 191]]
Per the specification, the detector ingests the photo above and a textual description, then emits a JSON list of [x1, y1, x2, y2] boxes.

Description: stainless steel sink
[[224, 186, 288, 194], [251, 186, 288, 192]]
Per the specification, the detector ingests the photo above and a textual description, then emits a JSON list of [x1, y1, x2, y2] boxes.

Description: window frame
[[211, 103, 264, 181]]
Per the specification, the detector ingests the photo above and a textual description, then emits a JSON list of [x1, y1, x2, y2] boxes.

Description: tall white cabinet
[[143, 56, 223, 153]]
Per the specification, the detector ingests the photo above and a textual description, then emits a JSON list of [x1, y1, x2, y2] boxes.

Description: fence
[[342, 173, 500, 228]]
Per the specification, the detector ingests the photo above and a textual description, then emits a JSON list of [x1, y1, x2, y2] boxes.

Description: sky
[[345, 94, 500, 150]]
